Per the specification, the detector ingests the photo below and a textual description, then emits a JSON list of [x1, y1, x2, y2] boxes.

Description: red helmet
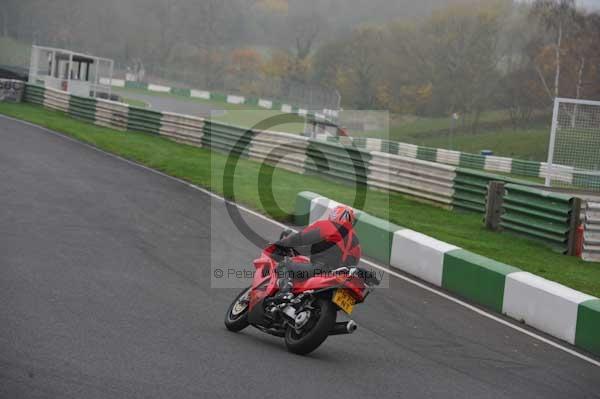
[[329, 205, 356, 226]]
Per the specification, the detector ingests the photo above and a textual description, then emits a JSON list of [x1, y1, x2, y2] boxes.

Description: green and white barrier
[[576, 299, 600, 354], [124, 81, 148, 90], [390, 230, 458, 286], [94, 99, 129, 131], [322, 135, 579, 185], [24, 84, 205, 145], [54, 78, 589, 188], [503, 272, 594, 344], [258, 99, 273, 109], [436, 148, 461, 165], [191, 89, 210, 100], [227, 95, 245, 105], [294, 191, 600, 356], [99, 77, 125, 87], [103, 78, 337, 119], [23, 84, 45, 105], [148, 83, 171, 93]]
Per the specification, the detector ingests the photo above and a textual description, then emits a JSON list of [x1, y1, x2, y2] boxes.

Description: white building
[[28, 45, 114, 98]]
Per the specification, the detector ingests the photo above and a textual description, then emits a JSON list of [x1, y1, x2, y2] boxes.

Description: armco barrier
[[500, 184, 575, 253], [23, 84, 561, 216], [159, 112, 204, 146], [583, 201, 600, 262], [94, 100, 129, 131], [22, 85, 588, 223], [304, 140, 371, 186], [23, 84, 45, 105], [452, 168, 522, 213], [127, 107, 162, 135], [37, 79, 592, 188], [319, 136, 582, 186], [93, 79, 592, 189], [248, 130, 309, 174], [68, 95, 97, 122], [294, 191, 600, 356], [21, 85, 444, 206], [202, 120, 255, 157], [43, 88, 70, 113], [368, 151, 456, 206]]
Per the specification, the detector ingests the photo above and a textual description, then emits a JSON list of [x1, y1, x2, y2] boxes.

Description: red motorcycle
[[224, 230, 379, 355]]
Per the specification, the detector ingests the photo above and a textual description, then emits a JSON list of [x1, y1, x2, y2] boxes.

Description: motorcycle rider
[[273, 205, 361, 302]]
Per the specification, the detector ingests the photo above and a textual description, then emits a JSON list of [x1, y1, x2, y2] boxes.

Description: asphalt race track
[[1, 115, 599, 399], [113, 89, 226, 118]]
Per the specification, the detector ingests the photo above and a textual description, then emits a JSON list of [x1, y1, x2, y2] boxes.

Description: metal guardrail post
[[485, 181, 505, 231], [567, 197, 582, 256]]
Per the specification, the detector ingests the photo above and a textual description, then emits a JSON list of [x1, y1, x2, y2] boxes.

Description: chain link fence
[[546, 98, 600, 191]]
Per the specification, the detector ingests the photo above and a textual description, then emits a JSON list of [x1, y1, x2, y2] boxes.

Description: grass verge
[[1, 101, 598, 297]]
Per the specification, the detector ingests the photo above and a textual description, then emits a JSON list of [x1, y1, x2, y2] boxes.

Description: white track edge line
[[2, 113, 599, 368]]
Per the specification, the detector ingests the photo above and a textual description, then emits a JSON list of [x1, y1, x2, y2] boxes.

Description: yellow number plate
[[332, 288, 356, 314]]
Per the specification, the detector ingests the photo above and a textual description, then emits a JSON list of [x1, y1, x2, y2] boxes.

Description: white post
[[545, 98, 560, 187], [93, 58, 100, 98], [49, 50, 58, 86], [66, 52, 73, 93], [28, 46, 38, 83], [108, 59, 114, 98], [51, 50, 56, 78]]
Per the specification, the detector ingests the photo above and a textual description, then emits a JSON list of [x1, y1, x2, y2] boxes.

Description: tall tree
[[530, 0, 577, 100]]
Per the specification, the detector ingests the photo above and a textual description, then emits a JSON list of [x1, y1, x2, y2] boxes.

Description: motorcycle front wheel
[[224, 286, 251, 332], [284, 296, 337, 355]]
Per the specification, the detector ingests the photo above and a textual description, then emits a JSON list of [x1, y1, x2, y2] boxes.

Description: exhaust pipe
[[329, 320, 358, 335]]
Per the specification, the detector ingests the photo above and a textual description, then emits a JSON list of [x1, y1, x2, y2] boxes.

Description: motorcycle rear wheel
[[224, 286, 251, 332], [284, 296, 337, 355]]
